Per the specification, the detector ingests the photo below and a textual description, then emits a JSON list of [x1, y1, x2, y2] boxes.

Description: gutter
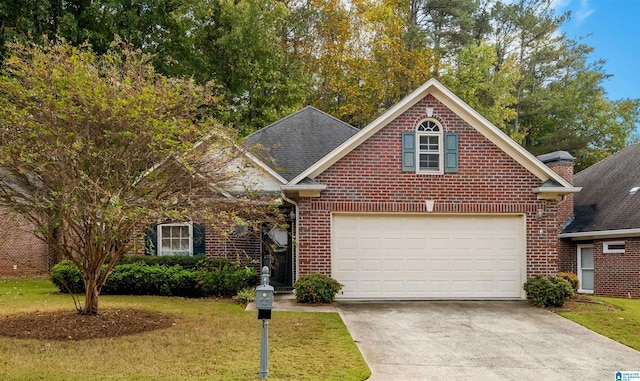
[[280, 191, 299, 282], [559, 228, 640, 240]]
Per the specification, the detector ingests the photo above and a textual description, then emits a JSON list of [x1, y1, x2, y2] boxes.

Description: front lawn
[[0, 278, 370, 381], [557, 295, 640, 351]]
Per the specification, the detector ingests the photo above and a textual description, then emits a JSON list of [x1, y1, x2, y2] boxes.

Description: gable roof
[[288, 79, 579, 193], [244, 106, 359, 181], [561, 143, 640, 238]]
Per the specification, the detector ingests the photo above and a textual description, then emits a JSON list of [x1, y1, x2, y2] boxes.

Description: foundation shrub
[[51, 259, 258, 298], [557, 272, 580, 292], [294, 274, 342, 304], [523, 275, 574, 307]]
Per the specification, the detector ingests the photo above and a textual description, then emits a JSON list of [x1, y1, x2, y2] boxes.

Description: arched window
[[416, 120, 442, 173]]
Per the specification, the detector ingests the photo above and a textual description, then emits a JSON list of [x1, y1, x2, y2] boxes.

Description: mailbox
[[256, 266, 274, 320]]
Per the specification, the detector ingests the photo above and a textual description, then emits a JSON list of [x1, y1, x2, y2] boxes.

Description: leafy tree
[[0, 39, 266, 315], [178, 0, 310, 134], [442, 42, 520, 134]]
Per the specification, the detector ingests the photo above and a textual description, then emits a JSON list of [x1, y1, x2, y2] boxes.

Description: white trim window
[[157, 223, 193, 256], [603, 241, 625, 253], [416, 120, 443, 173]]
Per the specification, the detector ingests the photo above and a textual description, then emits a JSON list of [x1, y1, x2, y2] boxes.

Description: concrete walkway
[[337, 301, 640, 381], [245, 293, 338, 313]]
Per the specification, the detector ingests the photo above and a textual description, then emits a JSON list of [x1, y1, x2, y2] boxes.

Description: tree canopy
[[1, 0, 639, 164], [0, 39, 267, 314]]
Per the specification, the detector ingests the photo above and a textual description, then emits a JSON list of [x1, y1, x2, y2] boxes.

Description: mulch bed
[[0, 309, 177, 340]]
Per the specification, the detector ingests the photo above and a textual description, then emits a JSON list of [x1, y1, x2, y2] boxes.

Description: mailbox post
[[256, 266, 274, 379]]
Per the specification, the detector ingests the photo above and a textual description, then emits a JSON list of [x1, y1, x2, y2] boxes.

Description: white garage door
[[332, 214, 526, 299]]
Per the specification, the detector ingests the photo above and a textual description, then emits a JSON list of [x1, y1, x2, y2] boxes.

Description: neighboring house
[[558, 144, 640, 298], [0, 206, 50, 276]]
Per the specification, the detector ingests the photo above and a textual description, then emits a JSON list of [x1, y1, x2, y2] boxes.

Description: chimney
[[537, 151, 575, 230]]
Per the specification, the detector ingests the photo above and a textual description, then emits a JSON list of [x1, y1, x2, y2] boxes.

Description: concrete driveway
[[337, 301, 640, 381]]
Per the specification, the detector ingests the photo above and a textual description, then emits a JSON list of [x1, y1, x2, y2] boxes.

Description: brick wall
[[0, 208, 49, 276], [297, 95, 563, 279], [206, 227, 262, 270], [594, 238, 640, 298], [546, 161, 575, 230], [558, 239, 579, 274], [546, 159, 576, 277]]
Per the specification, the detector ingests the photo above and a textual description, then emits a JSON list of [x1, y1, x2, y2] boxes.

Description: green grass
[[558, 296, 640, 351], [0, 278, 370, 381]]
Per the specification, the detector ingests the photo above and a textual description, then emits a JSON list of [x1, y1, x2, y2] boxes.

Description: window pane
[[581, 269, 594, 290], [419, 136, 439, 151], [172, 239, 180, 250], [162, 238, 171, 249], [180, 238, 189, 250], [419, 154, 439, 170], [581, 248, 594, 268], [162, 226, 171, 237]]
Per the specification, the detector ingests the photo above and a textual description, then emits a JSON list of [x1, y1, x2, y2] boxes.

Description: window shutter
[[401, 132, 416, 172], [193, 223, 206, 255], [444, 132, 459, 173], [144, 224, 158, 256]]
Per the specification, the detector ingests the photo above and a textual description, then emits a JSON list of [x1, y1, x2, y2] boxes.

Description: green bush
[[234, 287, 256, 305], [294, 274, 342, 304], [557, 272, 580, 293], [523, 276, 574, 307], [51, 259, 259, 298], [102, 263, 199, 297], [50, 260, 84, 294], [116, 254, 207, 269]]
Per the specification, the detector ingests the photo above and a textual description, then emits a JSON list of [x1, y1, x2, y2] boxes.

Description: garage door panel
[[332, 214, 525, 299], [335, 259, 357, 272]]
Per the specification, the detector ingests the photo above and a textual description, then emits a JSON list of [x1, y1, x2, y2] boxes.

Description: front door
[[578, 244, 594, 294], [262, 224, 293, 290]]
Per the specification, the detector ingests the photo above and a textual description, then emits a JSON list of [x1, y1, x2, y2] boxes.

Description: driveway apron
[[337, 301, 640, 381]]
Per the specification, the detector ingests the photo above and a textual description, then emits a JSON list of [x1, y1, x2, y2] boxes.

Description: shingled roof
[[244, 106, 359, 181], [562, 144, 640, 234]]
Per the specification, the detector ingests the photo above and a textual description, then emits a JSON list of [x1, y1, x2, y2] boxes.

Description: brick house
[[234, 78, 579, 299], [11, 79, 593, 301], [0, 206, 50, 276], [558, 144, 640, 298]]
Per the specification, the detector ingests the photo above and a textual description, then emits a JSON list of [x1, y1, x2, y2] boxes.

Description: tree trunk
[[83, 273, 100, 315]]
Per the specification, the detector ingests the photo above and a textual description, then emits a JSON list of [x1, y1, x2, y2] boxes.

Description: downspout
[[280, 192, 299, 282]]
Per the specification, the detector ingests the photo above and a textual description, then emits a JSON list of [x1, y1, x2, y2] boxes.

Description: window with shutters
[[157, 223, 193, 256], [416, 120, 443, 173]]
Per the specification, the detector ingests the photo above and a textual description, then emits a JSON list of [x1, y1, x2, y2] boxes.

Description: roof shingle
[[244, 106, 359, 181], [563, 144, 640, 233]]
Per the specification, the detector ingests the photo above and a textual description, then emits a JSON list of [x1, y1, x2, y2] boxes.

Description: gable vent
[[630, 187, 640, 195]]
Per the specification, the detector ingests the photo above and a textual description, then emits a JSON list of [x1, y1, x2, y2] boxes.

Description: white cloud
[[550, 0, 571, 10], [574, 0, 594, 25]]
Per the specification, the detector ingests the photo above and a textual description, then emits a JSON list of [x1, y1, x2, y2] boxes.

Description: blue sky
[[553, 0, 640, 101]]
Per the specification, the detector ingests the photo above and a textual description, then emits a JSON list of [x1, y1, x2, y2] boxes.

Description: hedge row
[[50, 258, 260, 298]]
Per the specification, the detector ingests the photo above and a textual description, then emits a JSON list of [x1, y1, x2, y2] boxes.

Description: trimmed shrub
[[197, 266, 259, 298], [557, 272, 580, 293], [102, 263, 199, 297], [50, 260, 84, 294], [294, 274, 342, 304], [50, 259, 258, 298], [523, 276, 574, 307], [115, 254, 207, 269]]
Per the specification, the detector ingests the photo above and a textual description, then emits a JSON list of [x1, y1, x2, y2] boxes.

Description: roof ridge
[[576, 143, 640, 177], [243, 106, 358, 140]]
